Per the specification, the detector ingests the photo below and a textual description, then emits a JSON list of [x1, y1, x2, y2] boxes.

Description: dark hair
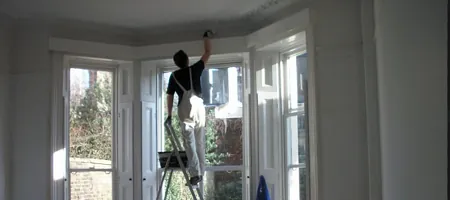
[[173, 50, 188, 68]]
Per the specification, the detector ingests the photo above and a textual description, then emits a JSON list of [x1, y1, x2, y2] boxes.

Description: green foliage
[[300, 168, 307, 200], [204, 172, 242, 200], [70, 72, 113, 160]]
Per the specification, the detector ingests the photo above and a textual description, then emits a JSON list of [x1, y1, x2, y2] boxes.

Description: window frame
[[62, 55, 121, 200], [280, 47, 313, 200], [156, 60, 247, 199]]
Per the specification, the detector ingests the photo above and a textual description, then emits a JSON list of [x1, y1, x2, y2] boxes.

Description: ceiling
[[0, 0, 308, 45]]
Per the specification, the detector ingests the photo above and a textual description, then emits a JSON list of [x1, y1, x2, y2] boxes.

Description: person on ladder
[[165, 30, 213, 187]]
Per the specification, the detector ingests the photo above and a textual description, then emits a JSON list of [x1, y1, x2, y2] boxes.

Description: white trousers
[[181, 123, 205, 177]]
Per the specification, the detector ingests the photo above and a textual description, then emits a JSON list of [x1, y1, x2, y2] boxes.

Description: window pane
[[298, 115, 307, 164], [161, 171, 195, 200], [69, 69, 113, 168], [70, 171, 112, 200], [296, 54, 308, 165], [205, 108, 243, 166], [287, 167, 307, 200], [201, 67, 242, 106], [287, 115, 299, 165], [300, 167, 307, 200], [286, 54, 308, 165], [161, 67, 243, 166], [287, 55, 298, 110], [204, 171, 242, 200], [287, 114, 306, 165]]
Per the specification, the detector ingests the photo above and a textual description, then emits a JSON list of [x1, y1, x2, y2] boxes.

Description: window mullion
[[157, 165, 243, 173], [69, 168, 114, 173], [287, 163, 306, 169]]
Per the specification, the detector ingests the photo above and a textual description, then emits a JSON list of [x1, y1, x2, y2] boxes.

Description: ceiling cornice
[[3, 0, 308, 47]]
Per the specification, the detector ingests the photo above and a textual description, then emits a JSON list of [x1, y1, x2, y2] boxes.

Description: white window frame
[[52, 54, 130, 200], [156, 59, 249, 199], [280, 48, 308, 200], [66, 56, 120, 200], [277, 30, 318, 200]]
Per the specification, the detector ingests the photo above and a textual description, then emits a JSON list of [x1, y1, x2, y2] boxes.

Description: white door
[[118, 63, 134, 200], [141, 61, 158, 200], [253, 50, 282, 200]]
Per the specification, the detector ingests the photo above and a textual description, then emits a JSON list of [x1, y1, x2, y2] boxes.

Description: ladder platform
[[158, 151, 189, 168]]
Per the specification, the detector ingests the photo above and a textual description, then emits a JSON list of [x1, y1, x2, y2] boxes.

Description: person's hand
[[203, 30, 214, 38], [165, 115, 172, 126]]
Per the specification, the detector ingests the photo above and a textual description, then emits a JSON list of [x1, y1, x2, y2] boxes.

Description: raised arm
[[200, 30, 212, 63]]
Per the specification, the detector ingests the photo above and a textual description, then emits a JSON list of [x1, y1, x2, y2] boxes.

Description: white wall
[[374, 0, 447, 200], [312, 0, 369, 199], [9, 1, 446, 200], [10, 21, 51, 200], [0, 14, 13, 200]]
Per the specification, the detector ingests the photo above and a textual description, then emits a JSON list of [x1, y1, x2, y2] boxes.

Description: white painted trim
[[49, 37, 248, 61], [135, 37, 248, 60], [157, 165, 244, 173], [248, 47, 259, 200], [361, 0, 382, 199], [246, 9, 310, 49], [49, 38, 135, 60], [305, 24, 320, 200], [50, 51, 65, 200], [241, 52, 251, 200], [288, 163, 307, 169], [69, 168, 114, 172], [132, 60, 143, 200]]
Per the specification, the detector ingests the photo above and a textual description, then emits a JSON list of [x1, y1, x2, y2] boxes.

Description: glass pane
[[287, 167, 307, 200], [161, 67, 243, 166], [161, 171, 194, 200], [286, 54, 308, 165], [287, 115, 299, 165], [287, 115, 307, 165], [300, 167, 307, 200], [201, 67, 242, 106], [298, 115, 307, 164], [204, 171, 242, 200], [296, 54, 308, 165], [160, 170, 242, 200], [70, 171, 112, 200], [287, 55, 298, 110], [69, 68, 113, 168]]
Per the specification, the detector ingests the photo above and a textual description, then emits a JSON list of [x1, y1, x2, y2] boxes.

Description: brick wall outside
[[70, 158, 113, 200]]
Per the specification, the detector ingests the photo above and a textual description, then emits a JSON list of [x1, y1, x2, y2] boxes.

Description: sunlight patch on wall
[[53, 148, 66, 181]]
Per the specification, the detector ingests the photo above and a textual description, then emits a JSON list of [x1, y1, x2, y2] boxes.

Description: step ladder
[[156, 122, 204, 200]]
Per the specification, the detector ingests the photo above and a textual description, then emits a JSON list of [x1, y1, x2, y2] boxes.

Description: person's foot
[[190, 176, 202, 185], [186, 176, 202, 187]]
